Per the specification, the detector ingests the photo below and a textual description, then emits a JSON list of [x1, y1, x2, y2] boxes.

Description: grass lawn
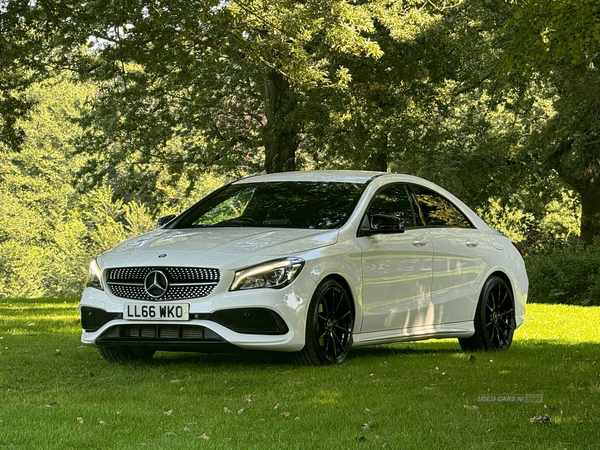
[[0, 299, 599, 449]]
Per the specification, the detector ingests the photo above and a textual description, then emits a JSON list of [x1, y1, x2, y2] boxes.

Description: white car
[[80, 171, 528, 365]]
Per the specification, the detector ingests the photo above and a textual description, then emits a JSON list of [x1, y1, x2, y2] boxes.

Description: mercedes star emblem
[[144, 270, 169, 298]]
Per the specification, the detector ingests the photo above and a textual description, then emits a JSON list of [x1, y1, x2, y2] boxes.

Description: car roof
[[233, 170, 387, 184], [233, 171, 490, 230]]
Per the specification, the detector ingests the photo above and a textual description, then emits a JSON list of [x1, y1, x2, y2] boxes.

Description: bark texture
[[262, 69, 298, 173], [579, 184, 600, 244]]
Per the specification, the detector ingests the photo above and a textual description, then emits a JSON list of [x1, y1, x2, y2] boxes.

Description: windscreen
[[173, 181, 366, 229]]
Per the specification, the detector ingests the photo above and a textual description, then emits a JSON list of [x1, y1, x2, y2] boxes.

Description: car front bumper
[[79, 271, 318, 353]]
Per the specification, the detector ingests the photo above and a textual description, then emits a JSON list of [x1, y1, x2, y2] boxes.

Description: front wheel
[[297, 279, 354, 365], [459, 275, 515, 352]]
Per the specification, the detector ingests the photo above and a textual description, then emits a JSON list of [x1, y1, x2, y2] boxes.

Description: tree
[[0, 74, 232, 297], [1, 0, 471, 180], [0, 0, 50, 148], [499, 0, 600, 243]]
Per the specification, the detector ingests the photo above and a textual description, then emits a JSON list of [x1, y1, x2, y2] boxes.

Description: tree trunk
[[579, 185, 600, 244], [368, 151, 388, 172], [367, 134, 389, 172], [262, 69, 298, 173]]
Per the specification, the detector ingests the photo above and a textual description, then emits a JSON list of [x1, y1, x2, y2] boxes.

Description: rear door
[[410, 185, 490, 324], [358, 184, 434, 332]]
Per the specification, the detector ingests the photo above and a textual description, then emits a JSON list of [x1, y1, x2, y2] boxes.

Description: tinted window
[[174, 182, 366, 229], [411, 185, 472, 228], [367, 184, 418, 228]]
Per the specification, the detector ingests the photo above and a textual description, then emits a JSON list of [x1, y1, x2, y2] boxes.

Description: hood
[[99, 227, 339, 269]]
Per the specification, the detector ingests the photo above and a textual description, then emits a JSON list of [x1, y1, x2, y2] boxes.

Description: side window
[[367, 184, 418, 228], [410, 185, 472, 228]]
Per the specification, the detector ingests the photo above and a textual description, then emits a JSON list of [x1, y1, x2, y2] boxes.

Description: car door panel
[[409, 184, 491, 325], [359, 231, 433, 332], [358, 183, 435, 333], [424, 228, 490, 324]]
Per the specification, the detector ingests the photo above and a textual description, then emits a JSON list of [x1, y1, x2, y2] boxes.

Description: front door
[[358, 184, 434, 332]]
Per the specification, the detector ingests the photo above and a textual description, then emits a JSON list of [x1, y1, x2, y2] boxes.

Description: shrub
[[526, 242, 600, 306]]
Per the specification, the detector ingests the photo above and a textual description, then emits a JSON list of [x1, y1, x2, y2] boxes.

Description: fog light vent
[[209, 308, 288, 335], [81, 306, 115, 332]]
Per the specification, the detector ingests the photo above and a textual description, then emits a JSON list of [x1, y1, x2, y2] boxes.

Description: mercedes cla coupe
[[80, 171, 528, 365]]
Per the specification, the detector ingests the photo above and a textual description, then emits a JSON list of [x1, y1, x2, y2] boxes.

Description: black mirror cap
[[157, 214, 177, 229], [361, 214, 405, 236]]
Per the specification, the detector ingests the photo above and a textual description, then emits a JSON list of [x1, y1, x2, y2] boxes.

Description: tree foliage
[[3, 0, 488, 178], [0, 78, 227, 298], [500, 0, 600, 242], [0, 0, 598, 297]]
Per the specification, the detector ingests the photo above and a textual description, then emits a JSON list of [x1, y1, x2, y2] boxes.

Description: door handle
[[412, 238, 428, 247], [465, 239, 480, 248]]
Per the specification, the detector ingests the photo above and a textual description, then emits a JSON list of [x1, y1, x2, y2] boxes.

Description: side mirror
[[361, 214, 405, 236], [157, 214, 177, 229]]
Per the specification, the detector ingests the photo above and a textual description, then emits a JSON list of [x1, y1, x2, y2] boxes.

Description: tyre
[[297, 278, 354, 365], [459, 275, 516, 352], [98, 346, 156, 362]]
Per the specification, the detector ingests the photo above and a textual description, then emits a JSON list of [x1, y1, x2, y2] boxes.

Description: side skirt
[[351, 321, 474, 347]]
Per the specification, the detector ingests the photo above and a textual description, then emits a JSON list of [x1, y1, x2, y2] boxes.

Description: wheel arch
[[459, 269, 517, 351], [319, 273, 357, 327], [488, 270, 516, 306]]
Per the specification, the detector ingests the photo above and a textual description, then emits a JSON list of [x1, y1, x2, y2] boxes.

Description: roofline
[[231, 170, 388, 185], [368, 172, 388, 181]]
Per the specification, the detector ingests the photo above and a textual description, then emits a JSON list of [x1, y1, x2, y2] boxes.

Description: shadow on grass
[[132, 339, 599, 369], [130, 340, 462, 368]]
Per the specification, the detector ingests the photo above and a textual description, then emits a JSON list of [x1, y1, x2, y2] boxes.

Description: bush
[[526, 242, 600, 306]]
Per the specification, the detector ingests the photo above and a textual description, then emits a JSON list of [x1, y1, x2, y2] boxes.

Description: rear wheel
[[98, 347, 155, 362], [459, 275, 515, 352], [297, 279, 354, 365]]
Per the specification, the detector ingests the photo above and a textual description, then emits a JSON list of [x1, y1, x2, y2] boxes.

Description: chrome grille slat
[[106, 266, 221, 301]]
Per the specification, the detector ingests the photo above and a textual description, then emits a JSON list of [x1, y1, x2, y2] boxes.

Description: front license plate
[[123, 303, 189, 321]]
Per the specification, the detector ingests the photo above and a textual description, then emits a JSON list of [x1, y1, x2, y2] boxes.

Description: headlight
[[230, 258, 305, 291], [86, 257, 103, 290]]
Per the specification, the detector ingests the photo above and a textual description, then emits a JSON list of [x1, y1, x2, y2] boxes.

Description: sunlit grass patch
[[1, 298, 80, 336], [517, 304, 600, 344], [0, 299, 598, 449]]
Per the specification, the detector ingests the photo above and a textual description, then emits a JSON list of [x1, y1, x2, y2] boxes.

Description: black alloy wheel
[[459, 275, 515, 352], [297, 279, 354, 365]]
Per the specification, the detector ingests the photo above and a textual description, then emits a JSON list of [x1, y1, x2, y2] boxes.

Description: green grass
[[1, 299, 599, 449]]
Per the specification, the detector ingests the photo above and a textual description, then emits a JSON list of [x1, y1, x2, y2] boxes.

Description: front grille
[[106, 266, 220, 301], [109, 267, 220, 283], [182, 327, 203, 339], [141, 326, 156, 338], [108, 284, 215, 300], [98, 324, 225, 342], [159, 326, 179, 338]]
